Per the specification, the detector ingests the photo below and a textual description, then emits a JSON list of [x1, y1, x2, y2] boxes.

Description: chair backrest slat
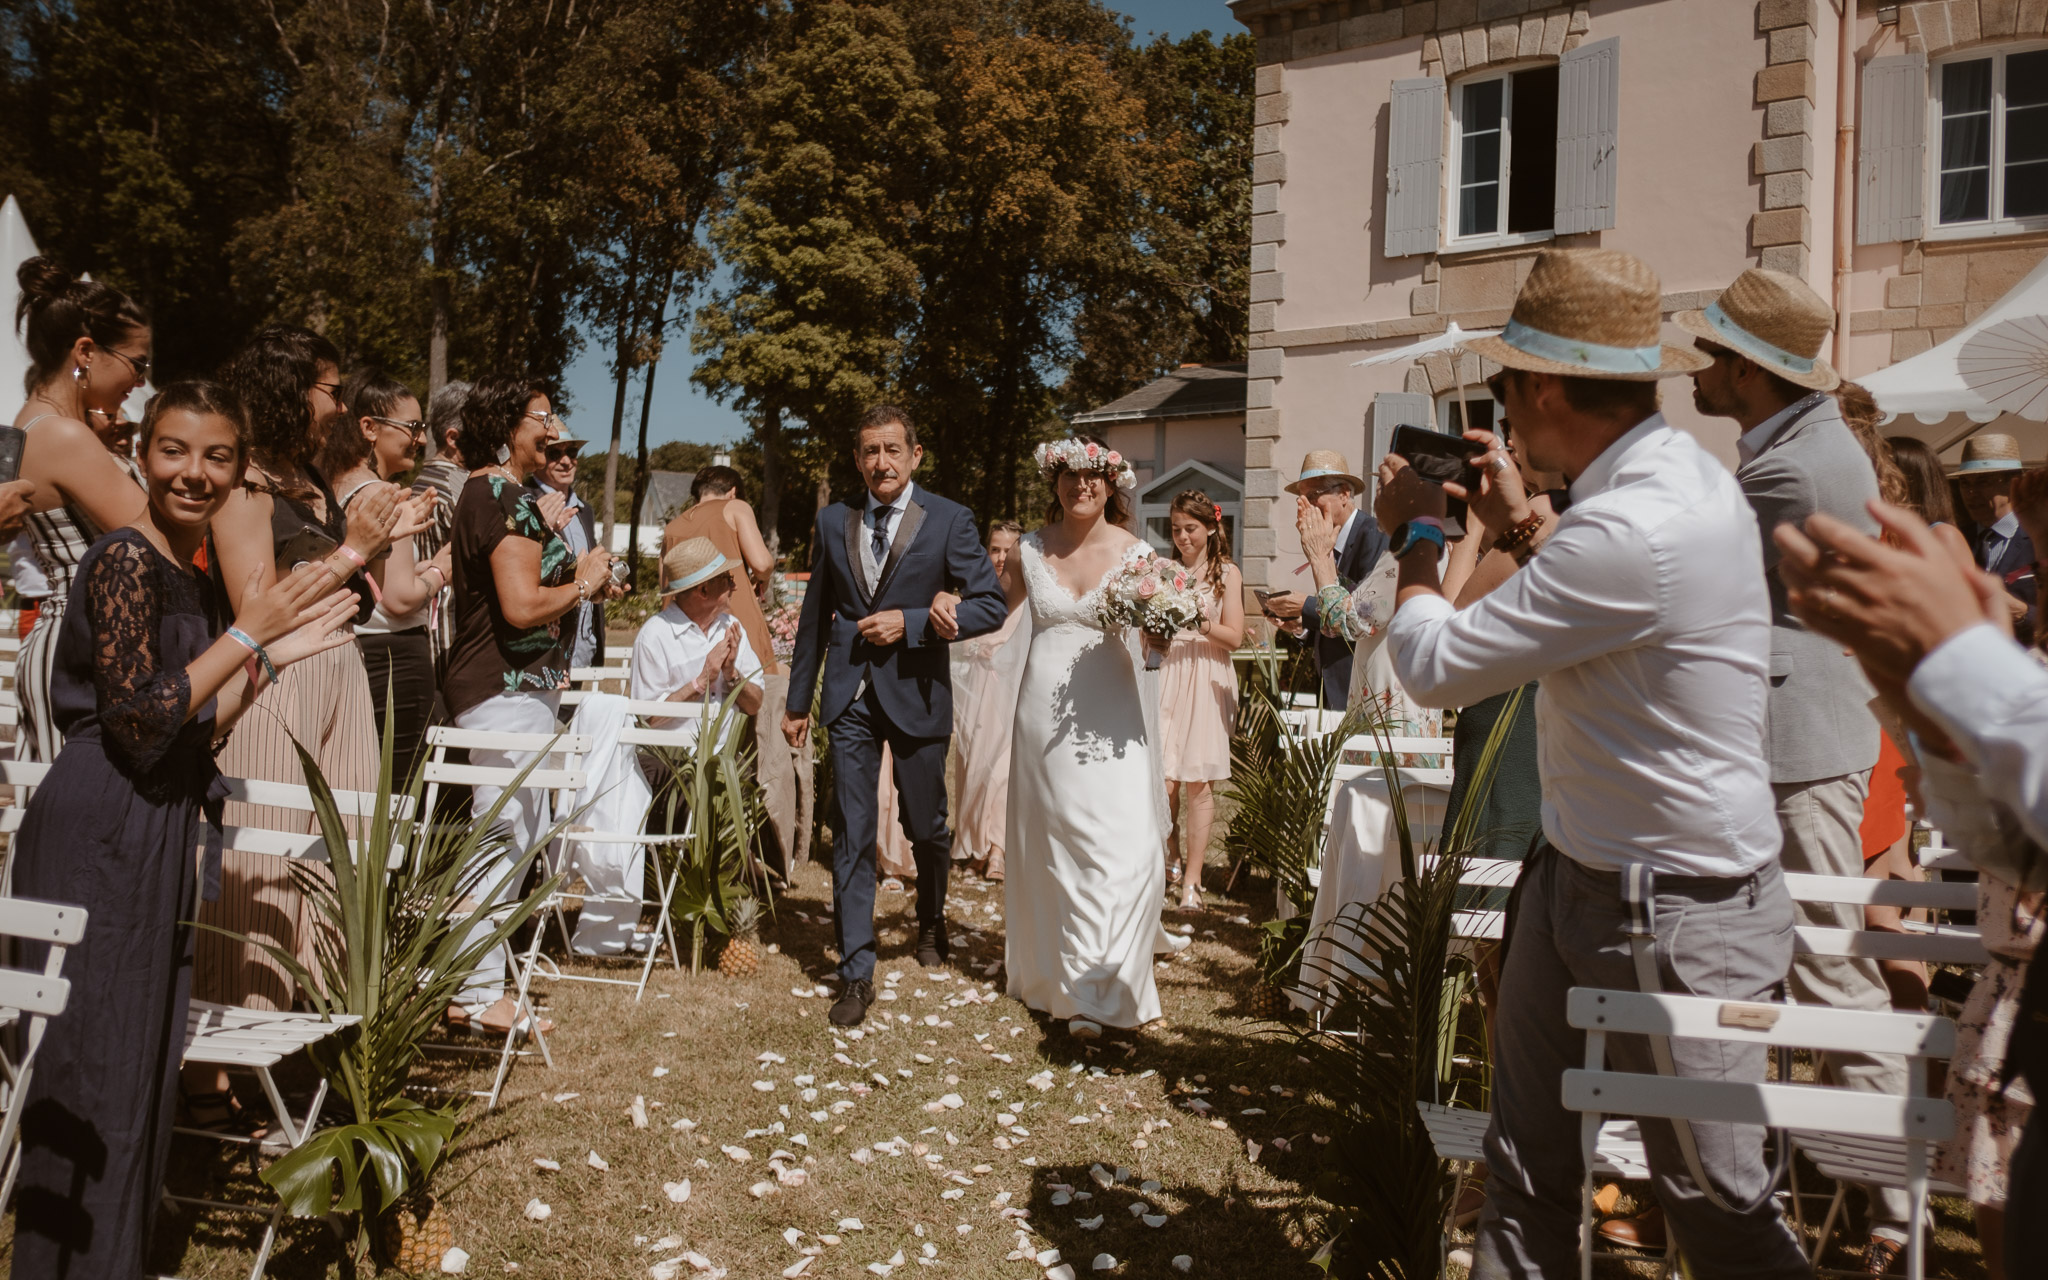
[[422, 762, 586, 791], [0, 897, 87, 946], [1783, 872, 1976, 912], [0, 969, 69, 1018], [423, 728, 593, 754], [1793, 925, 1988, 966], [1562, 1071, 1953, 1141], [1566, 987, 1955, 1056]]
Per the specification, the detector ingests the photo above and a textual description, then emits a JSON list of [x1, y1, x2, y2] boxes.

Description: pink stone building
[[1221, 0, 2048, 594]]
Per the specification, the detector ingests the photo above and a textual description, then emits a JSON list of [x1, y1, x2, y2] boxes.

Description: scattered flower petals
[[749, 1180, 776, 1198], [1076, 1215, 1103, 1230], [722, 1145, 751, 1162], [753, 1080, 777, 1093], [440, 1246, 470, 1274], [523, 1199, 552, 1221], [533, 1157, 560, 1172], [631, 1096, 649, 1129], [782, 1260, 814, 1279], [1172, 1256, 1193, 1273], [1245, 1140, 1262, 1163], [663, 1179, 691, 1203], [586, 1151, 609, 1171], [838, 1218, 865, 1231], [1092, 1255, 1116, 1271], [1143, 1214, 1168, 1228], [652, 1066, 670, 1078]]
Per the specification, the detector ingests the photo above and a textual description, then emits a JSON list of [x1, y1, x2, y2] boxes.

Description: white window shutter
[[1554, 36, 1621, 235], [1857, 53, 1926, 245], [1384, 78, 1445, 258], [1370, 392, 1435, 498]]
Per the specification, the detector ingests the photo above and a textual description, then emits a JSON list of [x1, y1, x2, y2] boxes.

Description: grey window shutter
[[1370, 392, 1435, 498], [1857, 53, 1927, 245], [1385, 78, 1445, 258], [1554, 37, 1620, 234]]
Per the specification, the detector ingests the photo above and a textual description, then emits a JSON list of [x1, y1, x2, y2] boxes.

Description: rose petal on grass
[[1143, 1214, 1168, 1228], [781, 1259, 814, 1278], [1245, 1140, 1261, 1163], [631, 1097, 649, 1129], [652, 1066, 670, 1078], [1172, 1256, 1193, 1273], [753, 1080, 777, 1093], [523, 1199, 552, 1221], [533, 1157, 560, 1172], [586, 1151, 609, 1172], [750, 1181, 776, 1198], [663, 1179, 691, 1203], [439, 1246, 470, 1274], [1092, 1256, 1116, 1271], [721, 1145, 751, 1162], [838, 1218, 865, 1231], [1076, 1216, 1103, 1230], [1046, 1267, 1077, 1280], [650, 1264, 681, 1280]]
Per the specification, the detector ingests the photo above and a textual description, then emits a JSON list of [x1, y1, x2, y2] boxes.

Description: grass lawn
[[90, 859, 1345, 1278], [1, 853, 1995, 1278]]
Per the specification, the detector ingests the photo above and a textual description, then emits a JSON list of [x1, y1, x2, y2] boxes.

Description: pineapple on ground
[[718, 895, 763, 978], [1246, 982, 1288, 1019], [378, 1194, 451, 1272]]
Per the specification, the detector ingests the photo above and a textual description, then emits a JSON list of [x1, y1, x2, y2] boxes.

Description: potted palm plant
[[208, 723, 567, 1270]]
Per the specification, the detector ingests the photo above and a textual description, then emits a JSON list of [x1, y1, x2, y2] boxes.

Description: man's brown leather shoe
[[1595, 1206, 1665, 1251]]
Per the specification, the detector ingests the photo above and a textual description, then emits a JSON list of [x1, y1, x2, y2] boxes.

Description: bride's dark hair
[[1042, 434, 1133, 528]]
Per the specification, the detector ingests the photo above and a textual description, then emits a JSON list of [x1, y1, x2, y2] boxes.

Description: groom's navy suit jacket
[[787, 488, 1008, 739]]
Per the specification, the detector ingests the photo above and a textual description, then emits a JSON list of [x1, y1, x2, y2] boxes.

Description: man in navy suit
[[784, 406, 1008, 1026], [1259, 451, 1389, 707], [1956, 433, 2037, 640]]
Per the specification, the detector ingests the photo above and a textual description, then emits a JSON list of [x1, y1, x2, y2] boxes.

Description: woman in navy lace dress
[[8, 382, 358, 1279]]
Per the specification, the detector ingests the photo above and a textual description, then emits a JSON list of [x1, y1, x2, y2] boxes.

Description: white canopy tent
[[1862, 253, 2048, 461]]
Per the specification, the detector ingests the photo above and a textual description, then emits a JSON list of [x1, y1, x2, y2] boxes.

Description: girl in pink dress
[[1157, 492, 1244, 910]]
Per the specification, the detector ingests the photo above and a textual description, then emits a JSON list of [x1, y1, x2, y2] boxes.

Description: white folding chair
[[0, 896, 83, 1211], [0, 760, 49, 895], [558, 662, 633, 708], [168, 1003, 362, 1280], [542, 698, 720, 999], [1562, 987, 1955, 1280], [419, 726, 588, 1109], [1784, 871, 1989, 967]]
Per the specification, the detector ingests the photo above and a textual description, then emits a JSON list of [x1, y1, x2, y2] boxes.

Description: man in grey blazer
[[1683, 269, 1912, 1272]]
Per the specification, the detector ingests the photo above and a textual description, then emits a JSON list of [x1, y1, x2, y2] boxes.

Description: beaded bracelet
[[227, 626, 280, 687], [1489, 510, 1546, 560]]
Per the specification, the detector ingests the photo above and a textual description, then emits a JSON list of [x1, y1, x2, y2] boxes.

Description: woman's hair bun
[[15, 256, 75, 311]]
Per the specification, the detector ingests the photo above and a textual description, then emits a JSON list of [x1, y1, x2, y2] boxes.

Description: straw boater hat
[[1462, 248, 1710, 381], [1284, 450, 1366, 495], [659, 536, 730, 599], [1953, 433, 2025, 476], [1673, 268, 1840, 392]]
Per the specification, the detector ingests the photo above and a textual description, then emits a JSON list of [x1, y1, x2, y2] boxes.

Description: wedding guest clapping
[[10, 257, 150, 763], [1258, 452, 1387, 707], [1157, 492, 1241, 910], [324, 370, 449, 785], [9, 382, 358, 1279], [631, 536, 766, 735]]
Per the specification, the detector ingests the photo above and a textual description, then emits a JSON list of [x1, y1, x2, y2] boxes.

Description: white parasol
[[1348, 320, 1502, 369], [1958, 314, 2048, 422]]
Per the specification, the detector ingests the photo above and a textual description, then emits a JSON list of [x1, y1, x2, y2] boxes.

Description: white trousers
[[454, 691, 560, 1007]]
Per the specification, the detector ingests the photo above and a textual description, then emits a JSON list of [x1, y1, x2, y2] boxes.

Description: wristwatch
[[1391, 519, 1447, 561]]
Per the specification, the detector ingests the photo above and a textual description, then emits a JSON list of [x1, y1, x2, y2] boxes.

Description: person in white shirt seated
[[631, 536, 766, 742]]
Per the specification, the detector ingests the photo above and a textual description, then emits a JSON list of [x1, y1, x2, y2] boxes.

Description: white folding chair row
[[0, 896, 84, 1213], [170, 1001, 362, 1280], [541, 698, 718, 1000], [0, 634, 20, 656], [418, 726, 589, 1109], [557, 662, 634, 707], [217, 776, 416, 869], [1784, 871, 1989, 967], [1563, 987, 1955, 1280]]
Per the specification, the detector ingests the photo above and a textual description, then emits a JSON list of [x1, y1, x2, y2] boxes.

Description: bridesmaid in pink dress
[[950, 522, 1026, 880], [1157, 492, 1244, 910]]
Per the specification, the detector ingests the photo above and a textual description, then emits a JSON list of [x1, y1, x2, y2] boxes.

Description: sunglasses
[[373, 416, 427, 438], [311, 380, 342, 401], [544, 445, 580, 462], [101, 346, 152, 382]]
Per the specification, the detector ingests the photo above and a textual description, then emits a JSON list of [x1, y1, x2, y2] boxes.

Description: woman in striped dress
[[194, 325, 414, 1012], [9, 258, 152, 763]]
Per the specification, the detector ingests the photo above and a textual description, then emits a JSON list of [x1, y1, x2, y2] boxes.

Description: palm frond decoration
[[645, 684, 772, 971], [1221, 693, 1365, 919]]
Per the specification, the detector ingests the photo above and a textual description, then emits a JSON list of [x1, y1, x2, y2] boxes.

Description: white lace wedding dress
[[1004, 533, 1166, 1028]]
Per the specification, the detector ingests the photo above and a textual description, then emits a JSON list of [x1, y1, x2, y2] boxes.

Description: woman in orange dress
[[1156, 492, 1243, 911]]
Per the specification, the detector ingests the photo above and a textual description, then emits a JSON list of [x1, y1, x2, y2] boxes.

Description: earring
[[72, 364, 84, 389]]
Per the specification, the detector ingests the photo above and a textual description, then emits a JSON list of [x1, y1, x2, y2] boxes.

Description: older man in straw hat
[[1682, 270, 1912, 1270], [1953, 432, 2037, 637], [631, 536, 766, 736], [1259, 450, 1388, 707], [1374, 248, 1806, 1277]]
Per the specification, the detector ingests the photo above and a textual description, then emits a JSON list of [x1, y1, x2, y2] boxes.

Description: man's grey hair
[[428, 380, 472, 462]]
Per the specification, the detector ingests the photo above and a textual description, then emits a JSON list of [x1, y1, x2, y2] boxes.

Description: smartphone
[[275, 526, 339, 572], [1386, 424, 1484, 492], [0, 427, 26, 485]]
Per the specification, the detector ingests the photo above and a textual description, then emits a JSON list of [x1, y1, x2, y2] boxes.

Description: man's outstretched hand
[[930, 591, 961, 640], [782, 711, 809, 749]]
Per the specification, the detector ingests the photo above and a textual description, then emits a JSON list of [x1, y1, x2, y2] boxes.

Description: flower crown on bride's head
[[1036, 438, 1136, 491]]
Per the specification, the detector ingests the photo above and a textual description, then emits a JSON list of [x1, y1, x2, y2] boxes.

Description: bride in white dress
[[999, 439, 1181, 1036]]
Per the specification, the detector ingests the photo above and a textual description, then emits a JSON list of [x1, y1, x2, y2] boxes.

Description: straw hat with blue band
[[659, 536, 731, 599], [1952, 433, 2024, 476], [1284, 450, 1367, 496], [1674, 267, 1841, 393], [1461, 248, 1711, 382]]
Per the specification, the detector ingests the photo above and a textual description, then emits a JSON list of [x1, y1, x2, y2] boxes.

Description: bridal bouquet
[[1102, 546, 1203, 668]]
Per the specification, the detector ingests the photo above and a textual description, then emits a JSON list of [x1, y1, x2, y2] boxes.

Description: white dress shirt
[[1910, 621, 2048, 851], [861, 481, 917, 593], [1980, 510, 2022, 568], [1387, 414, 1781, 877], [1735, 391, 1828, 468], [631, 604, 765, 737]]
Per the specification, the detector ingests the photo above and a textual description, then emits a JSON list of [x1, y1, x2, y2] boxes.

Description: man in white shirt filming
[[1375, 249, 1807, 1277], [632, 536, 765, 742]]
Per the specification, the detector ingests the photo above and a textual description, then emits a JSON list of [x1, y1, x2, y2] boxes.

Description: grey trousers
[[1775, 773, 1913, 1230], [1473, 849, 1811, 1279]]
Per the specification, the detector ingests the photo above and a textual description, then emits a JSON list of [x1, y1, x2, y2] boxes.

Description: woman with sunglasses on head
[[441, 373, 619, 1036], [323, 369, 451, 786], [8, 381, 357, 1280], [198, 326, 423, 1018], [10, 257, 153, 763]]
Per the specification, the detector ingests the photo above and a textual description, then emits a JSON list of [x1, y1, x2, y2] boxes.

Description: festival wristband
[[1392, 521, 1448, 561], [331, 544, 382, 605], [227, 626, 280, 687]]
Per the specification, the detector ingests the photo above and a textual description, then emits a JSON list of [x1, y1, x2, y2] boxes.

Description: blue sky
[[557, 0, 1244, 448]]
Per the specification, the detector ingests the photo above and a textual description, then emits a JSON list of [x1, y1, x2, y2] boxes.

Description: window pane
[[1507, 65, 1559, 234], [1939, 58, 1993, 223], [2004, 50, 2048, 219], [1458, 79, 1505, 237]]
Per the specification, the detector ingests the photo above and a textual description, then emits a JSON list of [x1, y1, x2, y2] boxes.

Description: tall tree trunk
[[625, 269, 675, 583], [602, 240, 642, 555], [759, 406, 782, 559]]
